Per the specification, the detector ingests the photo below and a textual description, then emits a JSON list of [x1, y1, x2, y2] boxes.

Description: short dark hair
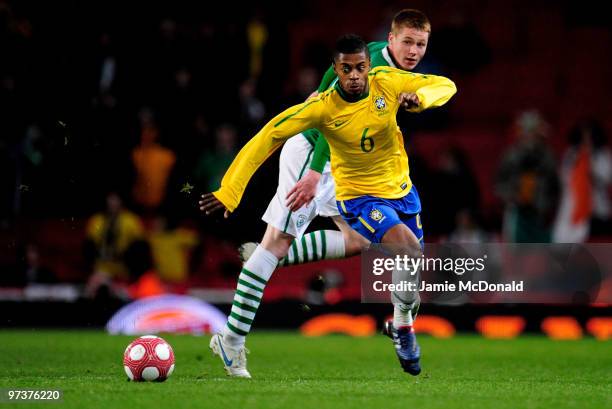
[[333, 34, 370, 61]]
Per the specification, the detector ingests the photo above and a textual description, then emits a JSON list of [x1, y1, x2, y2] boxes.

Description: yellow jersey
[[214, 66, 456, 212]]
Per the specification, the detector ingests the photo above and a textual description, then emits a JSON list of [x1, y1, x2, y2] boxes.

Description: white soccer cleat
[[209, 333, 251, 378], [238, 242, 259, 264]]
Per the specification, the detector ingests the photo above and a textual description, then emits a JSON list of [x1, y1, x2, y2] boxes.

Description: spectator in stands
[[7, 242, 57, 286], [87, 238, 167, 302], [131, 108, 176, 214], [553, 119, 612, 242], [284, 66, 319, 106], [247, 13, 268, 80], [123, 239, 167, 300], [148, 215, 198, 284], [194, 124, 238, 192], [21, 242, 57, 284], [587, 122, 612, 235], [238, 79, 266, 135], [495, 110, 559, 242], [161, 67, 199, 160], [305, 269, 344, 306], [447, 208, 488, 244], [12, 124, 46, 218], [430, 146, 481, 235], [84, 191, 144, 297], [190, 112, 212, 157], [92, 31, 119, 109]]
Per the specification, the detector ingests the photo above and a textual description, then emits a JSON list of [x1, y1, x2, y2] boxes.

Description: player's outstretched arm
[[208, 98, 325, 214]]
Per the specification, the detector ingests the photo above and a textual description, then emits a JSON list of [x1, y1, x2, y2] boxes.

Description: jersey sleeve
[[213, 99, 324, 212], [391, 70, 457, 112], [309, 134, 331, 173]]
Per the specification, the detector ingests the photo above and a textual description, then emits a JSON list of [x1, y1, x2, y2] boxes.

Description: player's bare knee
[[261, 225, 294, 259], [382, 224, 422, 258]]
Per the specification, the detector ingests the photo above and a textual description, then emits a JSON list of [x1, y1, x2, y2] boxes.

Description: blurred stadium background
[[0, 0, 611, 339]]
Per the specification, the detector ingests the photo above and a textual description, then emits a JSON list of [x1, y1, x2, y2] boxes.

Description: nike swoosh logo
[[334, 120, 347, 127], [218, 338, 233, 366]]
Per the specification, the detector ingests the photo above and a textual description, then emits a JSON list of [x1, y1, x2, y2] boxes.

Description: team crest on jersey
[[374, 96, 386, 111], [296, 214, 308, 228], [369, 208, 384, 222]]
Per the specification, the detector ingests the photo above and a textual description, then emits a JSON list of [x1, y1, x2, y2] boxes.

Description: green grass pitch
[[0, 330, 610, 409]]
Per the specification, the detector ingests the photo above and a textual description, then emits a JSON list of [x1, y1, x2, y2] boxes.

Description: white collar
[[381, 46, 397, 68]]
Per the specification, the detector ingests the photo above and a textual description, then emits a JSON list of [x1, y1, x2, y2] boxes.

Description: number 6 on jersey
[[360, 128, 374, 152]]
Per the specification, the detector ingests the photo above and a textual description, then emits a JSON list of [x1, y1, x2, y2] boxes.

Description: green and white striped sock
[[278, 230, 345, 267], [222, 245, 278, 346]]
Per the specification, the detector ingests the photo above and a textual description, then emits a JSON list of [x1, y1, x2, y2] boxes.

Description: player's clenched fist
[[399, 92, 420, 111]]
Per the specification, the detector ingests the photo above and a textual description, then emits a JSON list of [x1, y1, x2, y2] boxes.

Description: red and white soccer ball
[[123, 335, 175, 382]]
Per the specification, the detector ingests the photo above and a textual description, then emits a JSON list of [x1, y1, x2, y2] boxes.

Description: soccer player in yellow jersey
[[204, 10, 437, 379], [202, 34, 456, 377], [241, 9, 434, 276]]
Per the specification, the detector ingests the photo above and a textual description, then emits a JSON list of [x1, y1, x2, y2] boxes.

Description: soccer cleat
[[209, 333, 251, 378], [238, 242, 259, 264], [385, 320, 421, 375]]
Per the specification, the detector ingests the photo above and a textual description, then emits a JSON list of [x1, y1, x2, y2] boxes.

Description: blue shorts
[[337, 186, 423, 246]]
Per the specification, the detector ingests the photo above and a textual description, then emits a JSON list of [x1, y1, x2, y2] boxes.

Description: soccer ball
[[123, 335, 175, 382]]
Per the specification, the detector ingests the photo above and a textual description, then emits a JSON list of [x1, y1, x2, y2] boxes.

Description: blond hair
[[391, 9, 431, 34]]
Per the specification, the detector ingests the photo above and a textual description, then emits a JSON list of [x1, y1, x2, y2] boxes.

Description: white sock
[[223, 245, 278, 347], [278, 230, 345, 266], [393, 303, 414, 329]]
